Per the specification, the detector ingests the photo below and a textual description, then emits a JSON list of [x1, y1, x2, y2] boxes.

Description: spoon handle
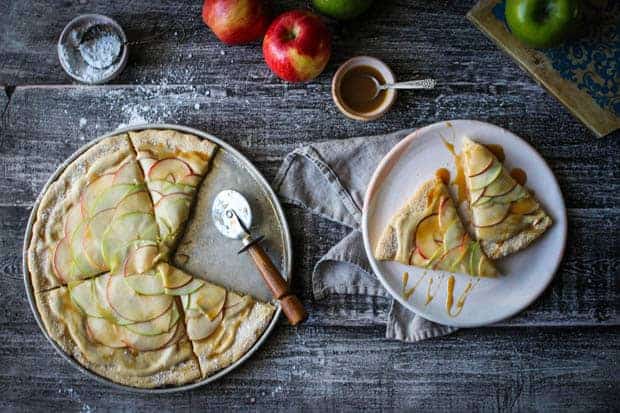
[[382, 79, 436, 90]]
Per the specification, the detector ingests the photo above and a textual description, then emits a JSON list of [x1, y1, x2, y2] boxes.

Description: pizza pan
[[22, 123, 291, 393]]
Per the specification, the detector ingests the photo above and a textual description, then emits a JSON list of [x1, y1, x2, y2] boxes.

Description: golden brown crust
[[375, 179, 437, 262], [481, 215, 553, 259], [35, 286, 201, 388], [27, 134, 134, 292], [189, 295, 275, 378]]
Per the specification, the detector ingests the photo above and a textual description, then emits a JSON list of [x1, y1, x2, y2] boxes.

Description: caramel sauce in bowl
[[332, 56, 397, 121]]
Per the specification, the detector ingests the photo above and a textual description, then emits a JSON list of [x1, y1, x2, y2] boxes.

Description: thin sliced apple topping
[[406, 180, 498, 277], [462, 137, 548, 246]]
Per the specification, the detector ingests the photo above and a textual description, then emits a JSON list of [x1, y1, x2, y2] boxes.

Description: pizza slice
[[129, 130, 217, 258], [171, 265, 276, 378], [35, 275, 202, 388], [461, 137, 552, 259], [375, 177, 498, 277], [28, 134, 160, 292]]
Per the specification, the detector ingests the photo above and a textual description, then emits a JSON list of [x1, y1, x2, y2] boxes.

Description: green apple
[[312, 0, 373, 20], [505, 0, 580, 48]]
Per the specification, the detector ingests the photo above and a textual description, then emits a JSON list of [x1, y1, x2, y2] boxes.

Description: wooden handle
[[246, 242, 307, 326]]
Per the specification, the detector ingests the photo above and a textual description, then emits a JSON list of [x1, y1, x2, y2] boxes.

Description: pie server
[[212, 190, 307, 325]]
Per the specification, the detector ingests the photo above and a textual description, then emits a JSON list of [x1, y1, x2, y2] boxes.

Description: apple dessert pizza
[[27, 130, 275, 388], [375, 177, 498, 277], [461, 137, 552, 259]]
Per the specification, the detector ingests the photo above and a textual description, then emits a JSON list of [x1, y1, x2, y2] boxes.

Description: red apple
[[202, 0, 270, 45], [262, 10, 331, 82]]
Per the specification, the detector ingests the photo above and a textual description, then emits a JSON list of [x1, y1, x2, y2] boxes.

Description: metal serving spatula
[[212, 190, 307, 325]]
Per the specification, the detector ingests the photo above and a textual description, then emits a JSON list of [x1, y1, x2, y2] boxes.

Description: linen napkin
[[273, 129, 458, 342]]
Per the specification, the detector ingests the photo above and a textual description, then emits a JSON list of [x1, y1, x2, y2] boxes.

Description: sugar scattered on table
[[194, 103, 200, 110]]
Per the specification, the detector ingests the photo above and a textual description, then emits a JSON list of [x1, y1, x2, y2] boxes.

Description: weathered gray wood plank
[[1, 85, 618, 208], [1, 322, 618, 411], [1, 1, 523, 88], [3, 204, 618, 327]]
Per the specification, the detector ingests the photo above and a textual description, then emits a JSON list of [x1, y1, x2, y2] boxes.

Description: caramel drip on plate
[[442, 139, 467, 203], [402, 271, 427, 301], [510, 167, 527, 185], [446, 276, 480, 317]]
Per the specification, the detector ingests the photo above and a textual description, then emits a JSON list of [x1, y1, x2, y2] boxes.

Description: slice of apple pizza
[[27, 134, 160, 292], [375, 177, 498, 277], [34, 275, 202, 388], [461, 137, 552, 259], [172, 264, 276, 378], [129, 130, 217, 258]]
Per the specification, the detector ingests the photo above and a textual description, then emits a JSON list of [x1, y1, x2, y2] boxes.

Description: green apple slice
[[509, 197, 540, 215], [154, 193, 191, 231], [489, 185, 527, 204], [484, 172, 515, 197], [186, 310, 223, 341], [442, 220, 464, 252], [158, 263, 193, 289], [124, 271, 165, 295], [113, 190, 153, 218], [469, 242, 482, 276], [101, 212, 158, 271], [149, 179, 195, 196], [91, 184, 143, 216], [469, 161, 501, 190], [86, 316, 126, 348], [68, 279, 103, 317], [106, 273, 173, 322], [473, 202, 511, 228], [80, 174, 115, 217], [190, 284, 227, 320], [125, 304, 179, 336], [113, 161, 143, 185], [164, 278, 205, 296], [121, 321, 179, 351], [147, 158, 193, 182]]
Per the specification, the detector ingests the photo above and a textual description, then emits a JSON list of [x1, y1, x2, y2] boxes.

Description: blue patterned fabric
[[492, 0, 619, 115]]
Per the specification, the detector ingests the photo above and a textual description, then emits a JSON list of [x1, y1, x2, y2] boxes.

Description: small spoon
[[364, 75, 436, 100]]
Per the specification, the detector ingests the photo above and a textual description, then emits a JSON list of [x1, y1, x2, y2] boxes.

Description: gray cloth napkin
[[273, 129, 458, 342]]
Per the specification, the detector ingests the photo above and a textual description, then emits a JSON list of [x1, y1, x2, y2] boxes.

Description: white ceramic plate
[[362, 120, 567, 327]]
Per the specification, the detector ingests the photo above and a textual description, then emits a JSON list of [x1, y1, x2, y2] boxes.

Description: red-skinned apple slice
[[101, 212, 158, 271], [442, 220, 464, 251], [83, 208, 115, 270], [484, 172, 515, 197], [489, 184, 527, 204], [106, 273, 173, 322], [86, 317, 126, 348], [147, 158, 193, 182], [64, 204, 83, 236], [137, 154, 158, 172], [70, 222, 98, 275], [53, 237, 73, 283], [191, 284, 227, 320], [68, 279, 104, 317], [465, 142, 495, 177], [414, 213, 441, 259], [80, 174, 115, 217], [90, 184, 142, 216], [437, 196, 457, 230], [125, 304, 179, 336], [470, 187, 486, 206], [113, 161, 143, 185], [186, 310, 223, 341], [178, 173, 201, 187], [223, 295, 254, 318]]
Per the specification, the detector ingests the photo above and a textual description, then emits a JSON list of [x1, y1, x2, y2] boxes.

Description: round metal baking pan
[[22, 123, 291, 393]]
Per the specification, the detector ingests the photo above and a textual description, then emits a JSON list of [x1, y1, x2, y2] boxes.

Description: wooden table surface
[[1, 1, 618, 411]]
